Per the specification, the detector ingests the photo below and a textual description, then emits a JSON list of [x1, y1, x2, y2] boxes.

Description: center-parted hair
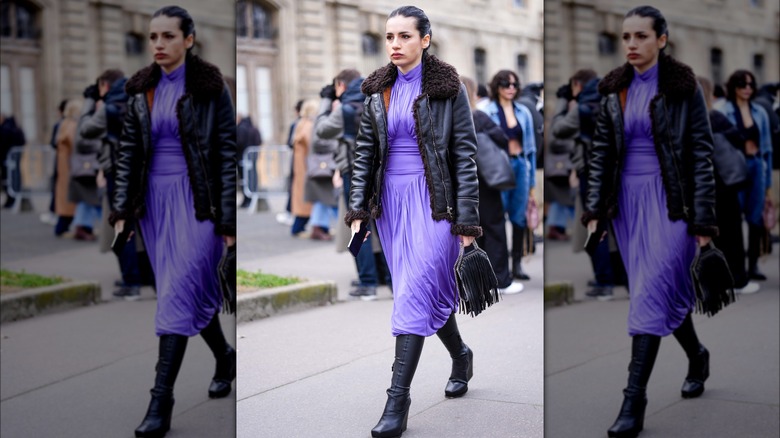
[[153, 5, 196, 41], [388, 6, 432, 53], [726, 69, 758, 101], [625, 5, 668, 51]]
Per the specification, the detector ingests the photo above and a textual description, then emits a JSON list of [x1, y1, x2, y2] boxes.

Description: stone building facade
[[544, 0, 780, 114], [237, 0, 543, 145], [0, 0, 235, 144]]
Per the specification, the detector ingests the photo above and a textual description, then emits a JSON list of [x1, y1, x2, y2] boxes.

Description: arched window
[[125, 32, 144, 55], [598, 32, 616, 56], [1, 0, 39, 40]]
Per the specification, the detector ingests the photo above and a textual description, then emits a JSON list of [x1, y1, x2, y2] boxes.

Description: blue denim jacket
[[482, 100, 537, 188], [719, 101, 773, 191]]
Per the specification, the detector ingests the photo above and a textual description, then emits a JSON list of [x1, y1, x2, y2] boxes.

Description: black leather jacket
[[109, 55, 236, 236], [582, 54, 717, 237], [344, 54, 481, 237]]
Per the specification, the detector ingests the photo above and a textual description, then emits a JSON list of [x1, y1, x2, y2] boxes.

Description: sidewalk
[[0, 196, 235, 438], [544, 238, 780, 437], [236, 197, 545, 437]]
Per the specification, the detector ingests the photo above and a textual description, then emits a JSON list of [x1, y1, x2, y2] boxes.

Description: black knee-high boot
[[371, 335, 425, 438], [608, 334, 661, 438], [135, 334, 188, 438], [436, 313, 473, 398], [200, 313, 236, 398], [512, 224, 530, 280], [672, 313, 709, 398]]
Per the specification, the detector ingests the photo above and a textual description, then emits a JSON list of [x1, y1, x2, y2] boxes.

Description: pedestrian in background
[[54, 100, 82, 235], [70, 81, 105, 241], [237, 113, 262, 208], [0, 113, 26, 208], [584, 6, 717, 437], [717, 70, 774, 281], [109, 6, 236, 437], [346, 6, 480, 437], [482, 69, 537, 280], [462, 75, 524, 295], [290, 99, 318, 235]]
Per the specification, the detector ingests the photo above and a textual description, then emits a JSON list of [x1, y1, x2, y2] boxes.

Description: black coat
[[583, 54, 718, 237], [109, 55, 236, 236], [344, 54, 481, 237]]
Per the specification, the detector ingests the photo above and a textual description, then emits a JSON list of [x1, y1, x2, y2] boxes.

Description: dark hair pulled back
[[153, 5, 196, 51], [625, 5, 668, 52], [388, 5, 432, 54]]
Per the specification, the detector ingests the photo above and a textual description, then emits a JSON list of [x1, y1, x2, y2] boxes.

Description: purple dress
[[376, 64, 460, 337], [612, 63, 696, 337], [140, 63, 223, 337]]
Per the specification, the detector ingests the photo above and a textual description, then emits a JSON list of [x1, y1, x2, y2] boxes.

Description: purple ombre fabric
[[611, 63, 696, 337], [140, 63, 223, 336], [376, 63, 460, 337]]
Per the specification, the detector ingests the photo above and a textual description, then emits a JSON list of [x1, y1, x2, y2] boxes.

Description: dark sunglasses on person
[[499, 80, 518, 89], [735, 79, 754, 89]]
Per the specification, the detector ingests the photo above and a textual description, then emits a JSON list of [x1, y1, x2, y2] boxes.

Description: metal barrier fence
[[3, 145, 55, 213], [241, 145, 292, 212]]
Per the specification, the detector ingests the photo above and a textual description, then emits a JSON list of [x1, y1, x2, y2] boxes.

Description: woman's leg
[[672, 313, 709, 398], [372, 335, 424, 438], [135, 334, 188, 437], [199, 313, 236, 398], [435, 313, 473, 398], [607, 334, 661, 438]]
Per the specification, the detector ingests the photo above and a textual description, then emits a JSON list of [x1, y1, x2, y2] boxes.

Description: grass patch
[[0, 269, 65, 294], [237, 269, 300, 290]]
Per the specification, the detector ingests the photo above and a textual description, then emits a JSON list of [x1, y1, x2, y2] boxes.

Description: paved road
[[1, 195, 235, 438], [236, 196, 546, 437], [544, 237, 780, 438]]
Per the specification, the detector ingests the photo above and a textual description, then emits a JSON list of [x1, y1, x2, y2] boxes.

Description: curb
[[1, 281, 101, 323], [544, 281, 574, 308], [237, 280, 337, 323]]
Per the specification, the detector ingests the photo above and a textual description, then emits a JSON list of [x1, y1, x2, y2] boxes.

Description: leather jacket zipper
[[662, 97, 689, 218], [376, 94, 390, 213], [426, 97, 452, 216]]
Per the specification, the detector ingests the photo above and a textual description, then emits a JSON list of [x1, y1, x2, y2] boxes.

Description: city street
[[544, 237, 780, 437], [0, 195, 235, 438], [236, 196, 545, 437]]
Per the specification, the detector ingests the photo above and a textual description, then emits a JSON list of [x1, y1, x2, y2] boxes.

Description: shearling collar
[[361, 53, 461, 100], [598, 54, 697, 98], [125, 54, 225, 100]]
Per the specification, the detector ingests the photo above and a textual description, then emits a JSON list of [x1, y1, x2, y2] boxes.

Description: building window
[[710, 48, 723, 86], [474, 48, 487, 85], [236, 65, 249, 117], [0, 65, 11, 115], [19, 66, 36, 138], [125, 33, 144, 55], [362, 33, 380, 56], [598, 32, 617, 56], [237, 1, 273, 40], [1, 1, 40, 41], [750, 0, 763, 7], [753, 54, 764, 84], [514, 0, 525, 7], [517, 54, 528, 84], [255, 67, 273, 144]]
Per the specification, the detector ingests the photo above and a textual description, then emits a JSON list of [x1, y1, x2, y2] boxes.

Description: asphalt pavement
[[235, 195, 545, 438], [544, 236, 780, 438], [0, 195, 236, 438]]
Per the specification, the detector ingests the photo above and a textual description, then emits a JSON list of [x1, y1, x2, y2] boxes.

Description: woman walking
[[583, 6, 717, 437], [345, 6, 480, 437], [109, 6, 236, 437], [481, 70, 537, 280], [54, 99, 82, 236]]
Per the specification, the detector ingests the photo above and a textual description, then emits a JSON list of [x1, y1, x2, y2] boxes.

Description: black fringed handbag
[[689, 242, 736, 317], [454, 241, 500, 317], [218, 243, 237, 314]]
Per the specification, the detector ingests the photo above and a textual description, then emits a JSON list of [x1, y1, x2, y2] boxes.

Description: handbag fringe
[[455, 243, 500, 317]]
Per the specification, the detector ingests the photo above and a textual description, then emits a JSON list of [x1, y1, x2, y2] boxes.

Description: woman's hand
[[696, 235, 712, 248], [587, 219, 598, 234], [351, 219, 370, 242], [332, 169, 343, 190], [460, 235, 475, 247], [114, 219, 134, 240], [96, 169, 107, 189], [224, 235, 236, 247]]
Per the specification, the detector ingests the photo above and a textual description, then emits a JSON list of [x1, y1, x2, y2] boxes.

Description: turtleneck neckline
[[398, 62, 423, 83], [162, 62, 186, 82], [635, 62, 658, 83]]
